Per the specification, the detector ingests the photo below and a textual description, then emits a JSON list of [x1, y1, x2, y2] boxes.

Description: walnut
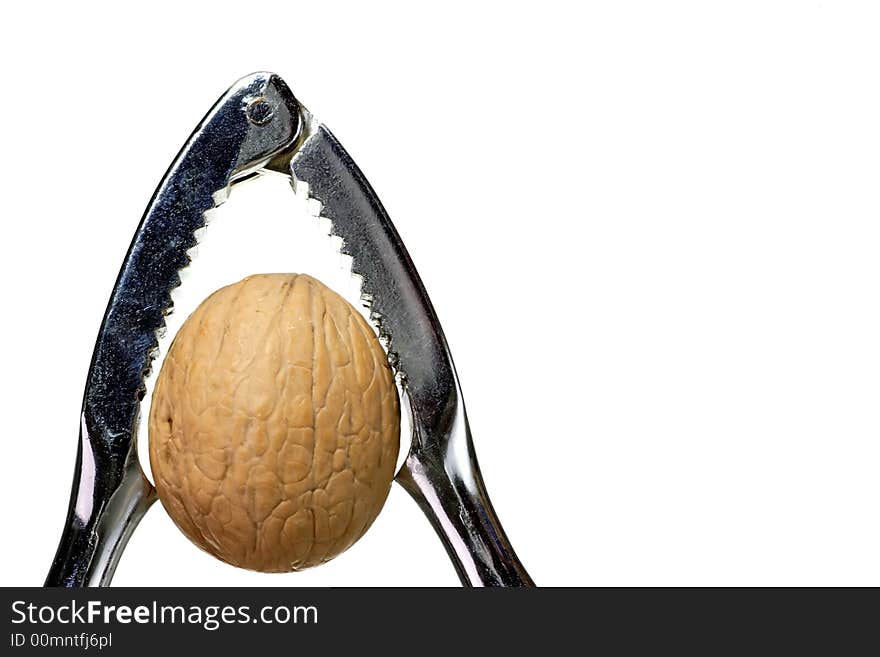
[[149, 274, 400, 572]]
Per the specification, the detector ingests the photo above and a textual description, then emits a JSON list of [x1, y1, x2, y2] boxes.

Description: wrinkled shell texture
[[149, 274, 400, 572]]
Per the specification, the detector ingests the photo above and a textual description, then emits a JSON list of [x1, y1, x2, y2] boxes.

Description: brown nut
[[148, 273, 400, 572]]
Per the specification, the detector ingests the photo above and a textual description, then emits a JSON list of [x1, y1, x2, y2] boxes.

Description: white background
[[1, 1, 879, 587]]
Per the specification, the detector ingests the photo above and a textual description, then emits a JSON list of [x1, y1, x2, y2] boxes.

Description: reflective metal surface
[[46, 73, 302, 586], [47, 72, 532, 587], [290, 129, 533, 586]]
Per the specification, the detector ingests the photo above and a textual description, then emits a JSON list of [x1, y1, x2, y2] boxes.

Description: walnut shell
[[148, 274, 400, 572]]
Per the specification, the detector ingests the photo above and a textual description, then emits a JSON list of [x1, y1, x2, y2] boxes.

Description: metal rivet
[[246, 97, 274, 126]]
